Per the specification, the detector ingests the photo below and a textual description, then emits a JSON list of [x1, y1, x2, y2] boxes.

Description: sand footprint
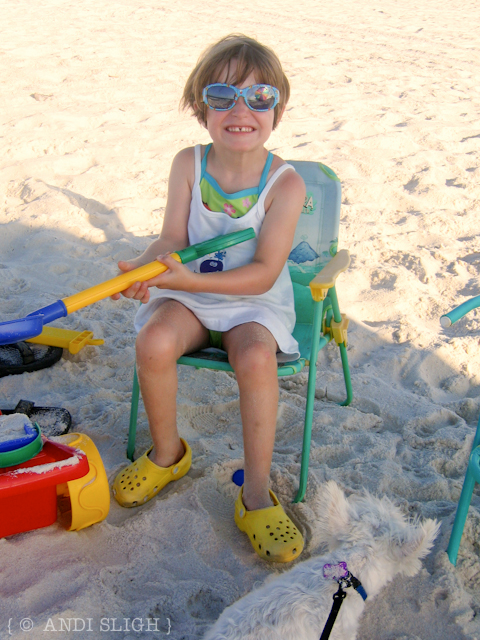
[[405, 408, 462, 438], [187, 586, 227, 620], [385, 251, 428, 283], [194, 475, 239, 545], [2, 277, 30, 294], [370, 268, 397, 290], [179, 400, 241, 436]]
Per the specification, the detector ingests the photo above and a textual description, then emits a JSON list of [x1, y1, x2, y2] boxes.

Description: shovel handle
[[62, 254, 181, 314], [61, 228, 256, 315]]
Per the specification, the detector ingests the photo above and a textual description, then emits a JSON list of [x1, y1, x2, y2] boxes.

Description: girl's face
[[204, 60, 277, 154]]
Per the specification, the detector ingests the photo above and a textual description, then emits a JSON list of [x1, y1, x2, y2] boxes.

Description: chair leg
[[447, 468, 476, 566], [127, 366, 140, 461], [328, 286, 353, 406], [447, 417, 480, 565], [339, 343, 353, 406], [294, 300, 325, 503]]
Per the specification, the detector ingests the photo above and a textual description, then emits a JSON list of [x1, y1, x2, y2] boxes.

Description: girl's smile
[[226, 126, 255, 133]]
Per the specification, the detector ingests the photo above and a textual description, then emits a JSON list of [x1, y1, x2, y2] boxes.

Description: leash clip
[[344, 571, 368, 601], [320, 562, 368, 640], [322, 562, 368, 601]]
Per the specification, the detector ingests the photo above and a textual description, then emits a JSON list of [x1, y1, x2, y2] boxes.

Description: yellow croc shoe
[[234, 487, 304, 563], [113, 438, 191, 508]]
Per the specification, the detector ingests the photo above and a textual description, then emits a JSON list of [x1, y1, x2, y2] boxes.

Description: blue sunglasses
[[202, 83, 279, 112]]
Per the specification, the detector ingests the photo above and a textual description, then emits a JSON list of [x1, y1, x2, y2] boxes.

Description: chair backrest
[[286, 161, 341, 326]]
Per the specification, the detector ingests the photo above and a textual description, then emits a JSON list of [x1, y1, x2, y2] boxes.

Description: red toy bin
[[0, 439, 89, 538]]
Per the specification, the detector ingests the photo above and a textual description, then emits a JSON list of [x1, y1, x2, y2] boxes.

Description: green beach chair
[[127, 160, 353, 503], [442, 295, 480, 565]]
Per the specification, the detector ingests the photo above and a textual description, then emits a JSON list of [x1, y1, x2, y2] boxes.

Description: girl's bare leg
[[135, 300, 210, 468], [222, 322, 279, 511]]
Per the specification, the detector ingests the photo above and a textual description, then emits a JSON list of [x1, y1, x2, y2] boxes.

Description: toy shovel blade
[[0, 314, 46, 346], [0, 228, 255, 345]]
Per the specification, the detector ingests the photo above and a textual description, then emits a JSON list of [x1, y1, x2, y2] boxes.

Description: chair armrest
[[309, 250, 350, 301]]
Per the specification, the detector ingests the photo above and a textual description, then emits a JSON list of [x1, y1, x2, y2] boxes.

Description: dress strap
[[258, 163, 295, 207], [200, 143, 212, 182], [194, 144, 202, 185], [258, 152, 274, 194]]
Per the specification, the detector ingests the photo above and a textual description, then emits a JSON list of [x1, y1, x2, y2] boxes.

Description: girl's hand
[[146, 253, 199, 292], [111, 254, 199, 304], [111, 260, 152, 304]]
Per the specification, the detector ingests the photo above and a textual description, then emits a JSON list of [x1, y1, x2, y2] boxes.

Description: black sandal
[[0, 400, 71, 437], [0, 342, 63, 378]]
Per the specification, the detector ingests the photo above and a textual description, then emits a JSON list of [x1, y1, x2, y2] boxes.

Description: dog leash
[[320, 562, 367, 640]]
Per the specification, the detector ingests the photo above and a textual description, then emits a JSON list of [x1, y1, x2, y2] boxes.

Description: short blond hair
[[181, 34, 290, 130]]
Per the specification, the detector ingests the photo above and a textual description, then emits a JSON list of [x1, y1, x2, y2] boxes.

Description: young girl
[[112, 34, 306, 563]]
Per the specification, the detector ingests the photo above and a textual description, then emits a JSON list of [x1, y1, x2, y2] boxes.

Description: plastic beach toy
[[56, 433, 110, 531], [26, 327, 104, 354], [0, 422, 42, 468], [232, 469, 244, 486], [0, 228, 255, 345], [0, 439, 89, 537], [0, 414, 38, 452]]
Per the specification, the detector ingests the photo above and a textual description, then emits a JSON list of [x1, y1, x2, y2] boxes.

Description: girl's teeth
[[228, 127, 253, 132]]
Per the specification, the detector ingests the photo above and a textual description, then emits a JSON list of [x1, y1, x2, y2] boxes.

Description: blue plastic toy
[[0, 416, 38, 453], [232, 469, 244, 487]]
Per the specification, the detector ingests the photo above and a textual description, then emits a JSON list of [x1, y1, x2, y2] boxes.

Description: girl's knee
[[136, 323, 178, 367], [232, 341, 277, 378]]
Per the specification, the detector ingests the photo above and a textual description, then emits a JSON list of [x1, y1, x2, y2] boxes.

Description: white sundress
[[134, 145, 300, 362]]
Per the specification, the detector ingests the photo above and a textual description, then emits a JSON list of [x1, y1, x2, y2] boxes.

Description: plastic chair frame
[[443, 295, 480, 565]]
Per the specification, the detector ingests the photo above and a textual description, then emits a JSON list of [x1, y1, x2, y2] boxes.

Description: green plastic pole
[[442, 297, 480, 564], [440, 296, 480, 328], [127, 366, 140, 461], [447, 417, 480, 565], [294, 299, 325, 503], [339, 343, 353, 407], [447, 471, 476, 566], [177, 228, 255, 263]]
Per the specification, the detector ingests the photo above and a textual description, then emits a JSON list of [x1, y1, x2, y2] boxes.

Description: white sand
[[0, 414, 32, 443], [1, 0, 480, 637]]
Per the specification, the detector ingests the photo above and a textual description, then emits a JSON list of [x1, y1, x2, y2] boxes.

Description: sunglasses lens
[[205, 85, 236, 110], [246, 85, 276, 111]]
